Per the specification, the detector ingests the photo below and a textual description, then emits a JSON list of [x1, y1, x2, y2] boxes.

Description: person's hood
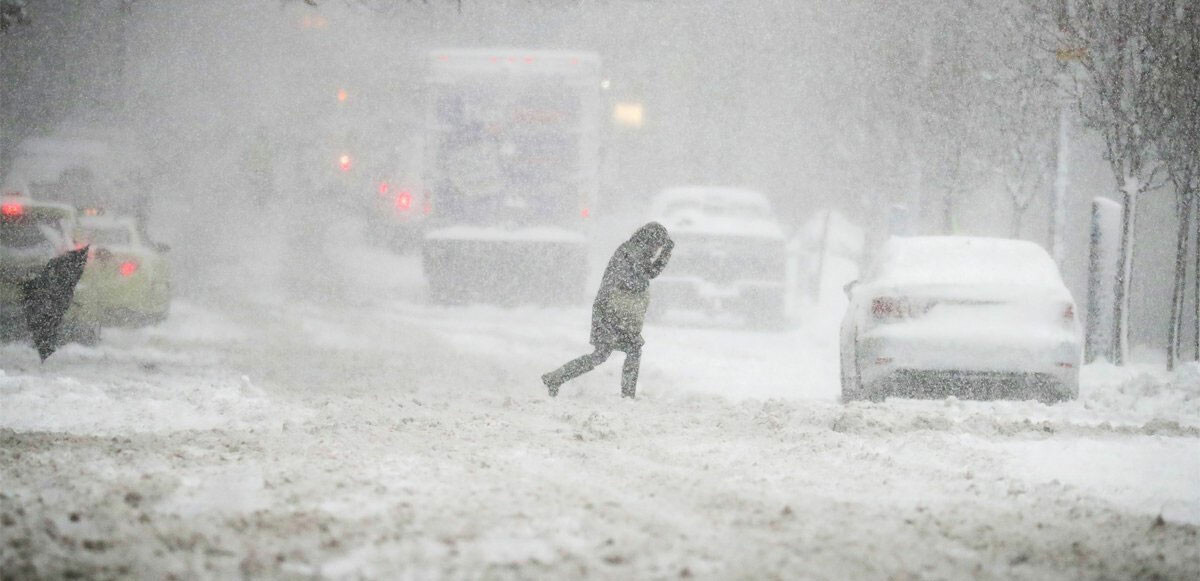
[[629, 222, 669, 249]]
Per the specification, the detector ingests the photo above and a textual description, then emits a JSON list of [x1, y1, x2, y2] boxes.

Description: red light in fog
[[1063, 304, 1075, 322], [338, 154, 352, 172], [0, 202, 23, 217], [422, 198, 432, 215], [337, 88, 348, 102], [871, 297, 904, 319], [394, 190, 412, 211], [119, 261, 139, 277], [378, 181, 390, 195], [581, 207, 590, 219]]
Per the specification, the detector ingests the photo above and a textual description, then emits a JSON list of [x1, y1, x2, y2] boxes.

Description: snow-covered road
[[2, 279, 1198, 579]]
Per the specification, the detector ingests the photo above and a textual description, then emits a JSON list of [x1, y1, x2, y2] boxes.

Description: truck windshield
[[430, 79, 584, 226]]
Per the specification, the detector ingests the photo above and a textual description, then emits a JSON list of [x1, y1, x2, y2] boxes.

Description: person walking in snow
[[542, 222, 674, 399]]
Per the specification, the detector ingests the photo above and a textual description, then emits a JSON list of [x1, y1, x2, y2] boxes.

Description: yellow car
[[75, 214, 171, 326]]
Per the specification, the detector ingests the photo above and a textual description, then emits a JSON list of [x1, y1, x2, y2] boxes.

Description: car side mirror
[[843, 280, 858, 298]]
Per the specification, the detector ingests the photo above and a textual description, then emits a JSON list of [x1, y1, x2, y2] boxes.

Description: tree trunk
[[1167, 193, 1192, 371], [1011, 203, 1027, 238], [1111, 182, 1137, 366], [942, 189, 955, 234]]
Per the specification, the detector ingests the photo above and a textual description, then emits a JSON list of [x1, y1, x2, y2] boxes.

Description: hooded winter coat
[[590, 222, 673, 351]]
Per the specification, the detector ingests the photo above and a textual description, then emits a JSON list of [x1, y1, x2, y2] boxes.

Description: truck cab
[[420, 49, 602, 305]]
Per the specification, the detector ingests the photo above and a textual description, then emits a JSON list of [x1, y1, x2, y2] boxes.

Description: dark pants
[[546, 345, 641, 397]]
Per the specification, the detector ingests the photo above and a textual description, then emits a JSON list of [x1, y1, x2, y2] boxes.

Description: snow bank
[[0, 301, 308, 436], [0, 362, 303, 436]]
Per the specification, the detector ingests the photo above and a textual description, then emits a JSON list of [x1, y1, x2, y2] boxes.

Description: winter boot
[[542, 372, 562, 397], [620, 348, 640, 399]]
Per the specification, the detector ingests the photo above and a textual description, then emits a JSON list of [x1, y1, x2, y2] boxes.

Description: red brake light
[[581, 207, 590, 219], [871, 297, 909, 320], [378, 181, 390, 195], [1, 202, 23, 217], [394, 190, 413, 212], [119, 260, 139, 277], [338, 154, 352, 172]]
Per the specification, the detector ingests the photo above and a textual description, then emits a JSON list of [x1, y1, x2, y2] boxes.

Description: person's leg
[[621, 346, 641, 398], [543, 347, 612, 395]]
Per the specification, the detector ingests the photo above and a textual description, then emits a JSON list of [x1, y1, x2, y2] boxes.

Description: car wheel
[[1037, 377, 1078, 404]]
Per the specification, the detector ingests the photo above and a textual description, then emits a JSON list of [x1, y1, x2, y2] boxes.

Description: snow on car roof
[[7, 131, 148, 186], [1, 196, 77, 217], [651, 186, 771, 214], [875, 236, 1065, 289], [650, 187, 783, 239]]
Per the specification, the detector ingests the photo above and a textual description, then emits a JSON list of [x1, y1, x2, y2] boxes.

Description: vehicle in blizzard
[[4, 126, 152, 220], [74, 214, 171, 327], [367, 174, 431, 253], [421, 49, 602, 305], [0, 196, 101, 344], [839, 236, 1082, 403], [647, 187, 788, 327]]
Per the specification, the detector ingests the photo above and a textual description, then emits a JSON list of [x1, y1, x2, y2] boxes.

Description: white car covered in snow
[[840, 236, 1081, 403], [649, 186, 787, 327]]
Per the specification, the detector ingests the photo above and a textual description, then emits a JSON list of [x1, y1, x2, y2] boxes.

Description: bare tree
[[1152, 1, 1200, 368], [984, 1, 1060, 238], [1047, 0, 1176, 364]]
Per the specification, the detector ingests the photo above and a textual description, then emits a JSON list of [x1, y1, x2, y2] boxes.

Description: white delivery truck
[[421, 49, 602, 305]]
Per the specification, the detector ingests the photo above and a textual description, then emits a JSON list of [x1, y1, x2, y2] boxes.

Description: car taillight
[[871, 297, 906, 319], [394, 190, 413, 212], [378, 181, 390, 196], [581, 207, 590, 219], [1063, 304, 1075, 322], [119, 260, 139, 277], [338, 154, 352, 172], [0, 202, 23, 217]]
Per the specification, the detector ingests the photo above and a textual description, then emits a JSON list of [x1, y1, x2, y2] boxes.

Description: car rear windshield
[[1, 220, 63, 250], [878, 239, 1063, 288]]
